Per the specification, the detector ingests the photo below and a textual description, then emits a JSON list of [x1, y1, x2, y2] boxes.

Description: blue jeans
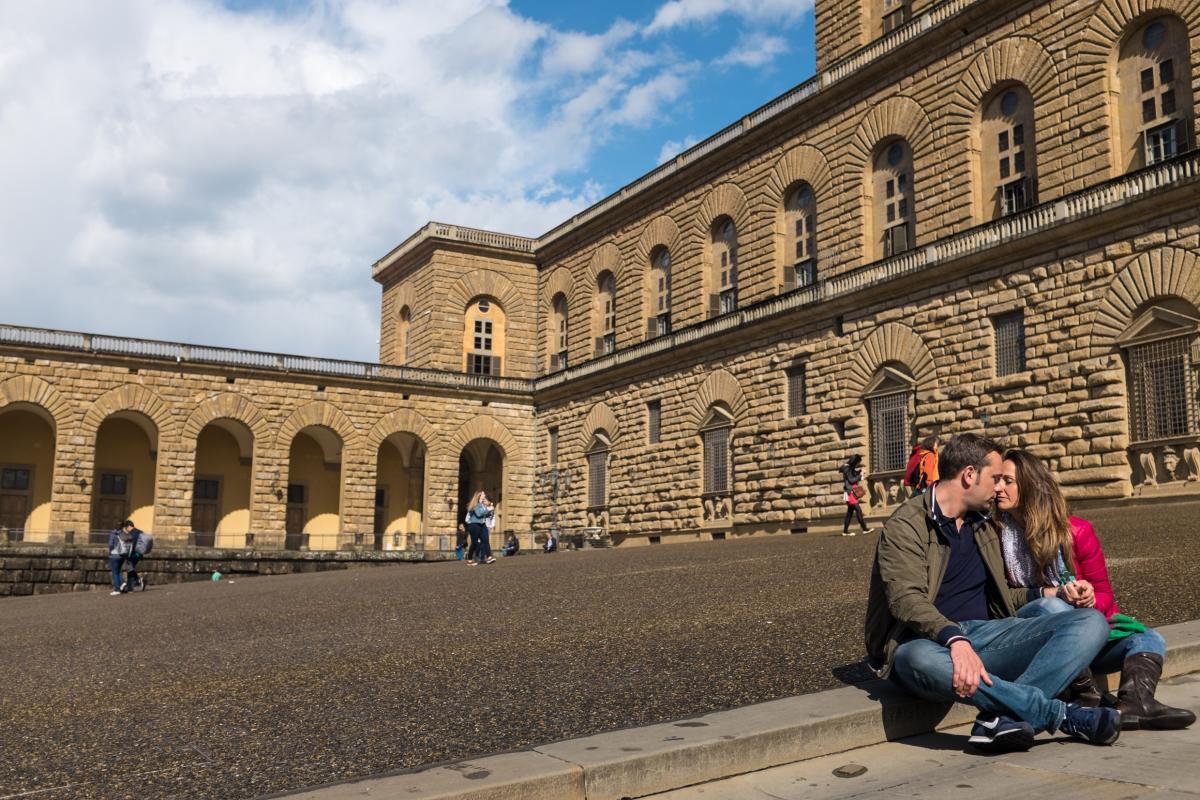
[[109, 556, 125, 590], [1018, 596, 1167, 673], [891, 608, 1110, 732]]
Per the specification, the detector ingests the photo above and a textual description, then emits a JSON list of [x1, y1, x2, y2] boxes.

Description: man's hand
[[949, 640, 993, 698]]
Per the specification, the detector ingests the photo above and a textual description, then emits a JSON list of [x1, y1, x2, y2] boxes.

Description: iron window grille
[[587, 445, 608, 509], [548, 426, 558, 466], [1127, 334, 1199, 442], [648, 400, 662, 444], [994, 310, 1027, 376], [868, 390, 912, 473], [1, 467, 30, 491], [702, 424, 732, 495], [787, 365, 807, 418]]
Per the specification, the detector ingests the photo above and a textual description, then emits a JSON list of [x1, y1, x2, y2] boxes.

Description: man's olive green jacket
[[864, 489, 1034, 678]]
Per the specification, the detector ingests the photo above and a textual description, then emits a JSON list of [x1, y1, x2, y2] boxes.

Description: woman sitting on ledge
[[993, 448, 1194, 731]]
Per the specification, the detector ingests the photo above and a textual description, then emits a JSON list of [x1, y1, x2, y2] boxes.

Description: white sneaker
[[110, 590, 121, 596], [841, 531, 857, 537]]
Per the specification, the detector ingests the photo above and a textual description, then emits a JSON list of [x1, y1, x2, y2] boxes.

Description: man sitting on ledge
[[864, 433, 1121, 752]]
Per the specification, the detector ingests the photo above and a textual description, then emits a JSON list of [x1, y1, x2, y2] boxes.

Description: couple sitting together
[[866, 433, 1194, 752]]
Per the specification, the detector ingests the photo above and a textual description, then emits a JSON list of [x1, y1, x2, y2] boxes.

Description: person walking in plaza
[[123, 523, 152, 592], [994, 448, 1195, 731], [107, 520, 136, 595], [839, 454, 870, 536], [904, 436, 941, 495], [866, 433, 1120, 753], [465, 491, 496, 565], [455, 523, 468, 561]]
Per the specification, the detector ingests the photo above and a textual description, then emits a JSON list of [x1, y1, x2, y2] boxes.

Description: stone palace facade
[[3, 0, 1199, 550]]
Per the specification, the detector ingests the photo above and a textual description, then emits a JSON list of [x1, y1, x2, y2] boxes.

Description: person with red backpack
[[904, 436, 941, 495]]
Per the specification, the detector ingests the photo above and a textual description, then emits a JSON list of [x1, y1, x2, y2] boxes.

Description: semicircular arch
[[80, 384, 177, 443], [276, 401, 360, 453], [366, 407, 439, 453], [447, 269, 524, 315], [844, 323, 938, 398], [581, 402, 620, 445], [1089, 246, 1200, 355], [686, 369, 749, 431], [0, 375, 74, 433]]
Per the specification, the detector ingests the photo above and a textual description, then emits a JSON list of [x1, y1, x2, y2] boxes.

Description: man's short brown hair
[[938, 433, 1004, 480]]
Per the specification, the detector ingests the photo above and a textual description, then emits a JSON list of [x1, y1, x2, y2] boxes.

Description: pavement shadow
[[831, 661, 967, 746]]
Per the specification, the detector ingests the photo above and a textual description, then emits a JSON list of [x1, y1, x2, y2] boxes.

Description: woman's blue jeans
[[890, 607, 1110, 732], [1018, 596, 1167, 672], [109, 556, 125, 590]]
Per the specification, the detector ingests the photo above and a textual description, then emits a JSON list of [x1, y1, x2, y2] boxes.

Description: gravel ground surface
[[2, 502, 1198, 800]]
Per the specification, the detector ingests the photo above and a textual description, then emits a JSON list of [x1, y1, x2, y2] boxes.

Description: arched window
[[879, 0, 910, 35], [784, 183, 817, 289], [463, 298, 505, 376], [864, 365, 915, 474], [586, 430, 610, 510], [648, 246, 672, 338], [709, 217, 738, 317], [550, 293, 568, 371], [981, 86, 1038, 217], [873, 139, 915, 259], [594, 271, 617, 357], [396, 305, 411, 365], [1117, 16, 1194, 170]]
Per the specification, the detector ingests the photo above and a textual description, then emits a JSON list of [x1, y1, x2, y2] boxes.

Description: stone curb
[[276, 619, 1200, 800]]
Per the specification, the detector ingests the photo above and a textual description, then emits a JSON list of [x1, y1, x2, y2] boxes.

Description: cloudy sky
[[0, 0, 816, 361]]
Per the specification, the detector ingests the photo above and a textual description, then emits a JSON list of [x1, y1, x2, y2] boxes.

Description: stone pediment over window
[[1116, 304, 1200, 348], [700, 404, 734, 430], [863, 365, 915, 396]]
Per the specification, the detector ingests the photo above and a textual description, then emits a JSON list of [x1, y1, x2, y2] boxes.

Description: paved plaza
[[2, 502, 1198, 800], [650, 674, 1200, 800]]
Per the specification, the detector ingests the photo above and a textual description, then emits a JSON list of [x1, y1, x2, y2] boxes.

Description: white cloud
[[657, 135, 700, 164], [645, 0, 813, 34], [715, 32, 789, 68], [0, 0, 813, 361]]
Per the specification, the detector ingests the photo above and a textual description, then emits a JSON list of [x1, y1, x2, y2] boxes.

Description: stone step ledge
[[277, 619, 1200, 800]]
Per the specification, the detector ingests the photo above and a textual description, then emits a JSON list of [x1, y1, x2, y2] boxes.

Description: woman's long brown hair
[[1003, 449, 1073, 581]]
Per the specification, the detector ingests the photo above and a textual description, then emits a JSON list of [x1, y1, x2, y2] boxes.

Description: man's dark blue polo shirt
[[930, 485, 990, 640]]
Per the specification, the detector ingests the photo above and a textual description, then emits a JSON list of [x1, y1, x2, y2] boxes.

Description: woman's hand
[[1063, 580, 1096, 608]]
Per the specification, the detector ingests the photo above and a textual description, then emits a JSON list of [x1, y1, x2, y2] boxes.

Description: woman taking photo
[[993, 448, 1193, 731]]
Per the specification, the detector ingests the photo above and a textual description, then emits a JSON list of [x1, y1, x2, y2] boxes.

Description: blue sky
[[0, 0, 816, 360]]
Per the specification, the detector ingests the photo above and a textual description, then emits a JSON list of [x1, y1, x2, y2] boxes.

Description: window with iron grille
[[869, 391, 912, 473], [587, 446, 608, 508], [702, 425, 731, 494], [287, 483, 306, 504], [994, 310, 1027, 376], [787, 365, 807, 418], [548, 426, 559, 465], [647, 400, 661, 443], [1127, 334, 1199, 442]]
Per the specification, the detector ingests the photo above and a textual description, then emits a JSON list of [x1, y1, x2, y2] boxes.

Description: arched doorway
[[192, 419, 254, 548], [0, 404, 55, 541], [374, 432, 426, 551], [286, 425, 343, 550], [457, 438, 504, 550], [91, 412, 158, 534]]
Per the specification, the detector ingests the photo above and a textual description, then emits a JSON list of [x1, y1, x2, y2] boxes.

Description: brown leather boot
[[1115, 652, 1196, 730], [1062, 670, 1102, 708]]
